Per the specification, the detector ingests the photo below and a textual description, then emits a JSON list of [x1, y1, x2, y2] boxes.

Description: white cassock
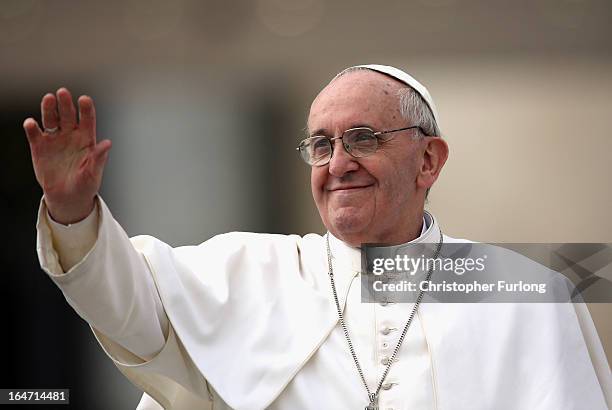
[[36, 196, 612, 410]]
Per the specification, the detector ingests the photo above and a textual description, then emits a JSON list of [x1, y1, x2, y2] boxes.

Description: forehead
[[308, 70, 405, 133]]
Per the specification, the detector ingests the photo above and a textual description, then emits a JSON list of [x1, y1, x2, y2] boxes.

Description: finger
[[41, 93, 59, 131], [93, 139, 112, 164], [56, 87, 77, 130], [23, 118, 43, 144], [78, 95, 96, 144]]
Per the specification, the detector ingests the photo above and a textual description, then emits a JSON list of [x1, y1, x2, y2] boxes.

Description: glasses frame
[[296, 125, 426, 166]]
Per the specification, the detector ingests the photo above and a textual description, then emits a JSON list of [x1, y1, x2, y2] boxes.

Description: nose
[[328, 138, 359, 177]]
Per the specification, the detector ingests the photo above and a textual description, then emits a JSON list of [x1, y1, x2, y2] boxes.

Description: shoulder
[[191, 231, 324, 254], [130, 231, 323, 252], [134, 231, 325, 271]]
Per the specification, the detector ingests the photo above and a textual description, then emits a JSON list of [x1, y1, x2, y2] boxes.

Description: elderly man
[[24, 65, 610, 410]]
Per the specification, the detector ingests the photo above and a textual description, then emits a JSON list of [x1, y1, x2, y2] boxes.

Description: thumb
[[93, 139, 112, 168]]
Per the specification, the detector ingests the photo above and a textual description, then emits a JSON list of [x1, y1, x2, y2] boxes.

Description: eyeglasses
[[296, 125, 424, 166]]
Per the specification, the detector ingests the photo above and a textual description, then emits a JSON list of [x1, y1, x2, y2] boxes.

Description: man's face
[[308, 70, 427, 246]]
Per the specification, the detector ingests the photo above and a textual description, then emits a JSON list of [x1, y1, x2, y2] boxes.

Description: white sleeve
[[573, 302, 612, 408], [36, 195, 169, 360], [46, 199, 99, 272]]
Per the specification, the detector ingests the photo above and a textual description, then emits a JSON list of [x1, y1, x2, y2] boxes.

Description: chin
[[328, 208, 370, 241]]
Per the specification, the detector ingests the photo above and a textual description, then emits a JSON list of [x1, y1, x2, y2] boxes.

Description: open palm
[[23, 88, 112, 224]]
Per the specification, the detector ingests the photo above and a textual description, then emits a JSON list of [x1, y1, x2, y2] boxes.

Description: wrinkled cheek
[[310, 174, 321, 203], [384, 174, 408, 204], [312, 185, 325, 209], [310, 186, 327, 225]]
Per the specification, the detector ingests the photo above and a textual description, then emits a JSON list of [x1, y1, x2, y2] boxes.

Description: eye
[[313, 138, 329, 149], [310, 137, 331, 157], [345, 129, 378, 156], [348, 130, 376, 147], [353, 132, 373, 142]]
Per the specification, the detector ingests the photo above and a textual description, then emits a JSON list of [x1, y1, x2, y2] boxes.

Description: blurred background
[[1, 0, 611, 408]]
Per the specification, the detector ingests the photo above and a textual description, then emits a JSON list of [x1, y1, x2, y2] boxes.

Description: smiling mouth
[[329, 185, 373, 193]]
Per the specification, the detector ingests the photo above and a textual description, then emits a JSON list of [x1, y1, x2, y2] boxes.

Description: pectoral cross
[[365, 393, 378, 410]]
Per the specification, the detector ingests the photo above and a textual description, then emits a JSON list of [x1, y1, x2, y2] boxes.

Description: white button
[[382, 382, 394, 390], [382, 342, 389, 348], [381, 356, 398, 365], [381, 327, 397, 335]]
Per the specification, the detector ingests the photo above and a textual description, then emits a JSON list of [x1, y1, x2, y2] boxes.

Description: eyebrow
[[309, 124, 376, 137]]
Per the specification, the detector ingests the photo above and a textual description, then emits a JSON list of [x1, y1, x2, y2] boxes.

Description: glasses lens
[[344, 129, 377, 157], [300, 137, 332, 165]]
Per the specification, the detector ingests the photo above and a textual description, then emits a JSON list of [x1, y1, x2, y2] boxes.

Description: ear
[[416, 137, 449, 191]]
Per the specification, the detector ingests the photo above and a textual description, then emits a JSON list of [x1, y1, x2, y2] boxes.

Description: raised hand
[[23, 88, 112, 225]]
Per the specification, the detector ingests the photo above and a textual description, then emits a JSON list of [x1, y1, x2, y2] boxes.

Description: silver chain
[[325, 228, 443, 407]]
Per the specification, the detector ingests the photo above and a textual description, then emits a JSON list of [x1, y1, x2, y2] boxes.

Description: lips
[[328, 184, 373, 192]]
